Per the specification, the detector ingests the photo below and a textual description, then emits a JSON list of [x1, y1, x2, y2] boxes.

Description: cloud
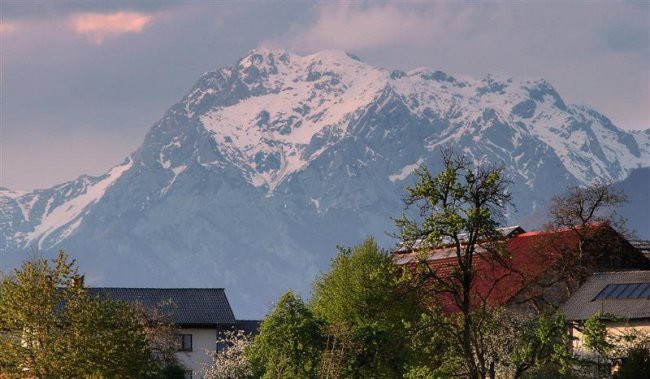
[[0, 22, 17, 35], [69, 11, 154, 45], [264, 3, 475, 52], [265, 2, 648, 130], [285, 5, 427, 50]]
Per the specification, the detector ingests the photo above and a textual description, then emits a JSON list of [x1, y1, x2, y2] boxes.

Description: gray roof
[[395, 226, 525, 252], [630, 240, 650, 260], [230, 320, 261, 335], [562, 271, 650, 321], [630, 240, 650, 252], [87, 288, 236, 326]]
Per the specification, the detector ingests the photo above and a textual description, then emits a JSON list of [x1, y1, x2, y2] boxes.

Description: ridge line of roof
[[220, 288, 237, 321]]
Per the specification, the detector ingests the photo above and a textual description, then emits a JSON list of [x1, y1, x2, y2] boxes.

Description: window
[[178, 334, 193, 352], [184, 370, 193, 379]]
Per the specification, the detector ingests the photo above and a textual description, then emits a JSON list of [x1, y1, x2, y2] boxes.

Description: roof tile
[[87, 288, 236, 325]]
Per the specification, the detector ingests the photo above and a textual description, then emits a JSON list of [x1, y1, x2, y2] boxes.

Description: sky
[[1, 1, 648, 190]]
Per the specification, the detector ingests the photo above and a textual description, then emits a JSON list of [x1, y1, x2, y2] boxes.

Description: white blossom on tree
[[203, 330, 253, 379]]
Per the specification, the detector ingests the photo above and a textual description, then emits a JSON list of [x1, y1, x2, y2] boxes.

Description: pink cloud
[[70, 11, 154, 45], [264, 4, 476, 52], [0, 22, 17, 35]]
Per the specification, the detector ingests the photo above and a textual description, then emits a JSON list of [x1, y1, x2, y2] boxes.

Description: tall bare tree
[[545, 182, 647, 296], [511, 182, 649, 310]]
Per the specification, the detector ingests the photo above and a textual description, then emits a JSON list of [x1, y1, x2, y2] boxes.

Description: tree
[[581, 312, 650, 377], [394, 149, 513, 379], [547, 181, 627, 233], [531, 182, 649, 305], [63, 290, 155, 377], [614, 346, 650, 379], [0, 251, 171, 378], [247, 291, 324, 379], [310, 238, 426, 378], [134, 300, 188, 379], [495, 309, 573, 378], [204, 330, 253, 379]]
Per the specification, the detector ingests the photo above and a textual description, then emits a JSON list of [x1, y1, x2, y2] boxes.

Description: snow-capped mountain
[[1, 49, 648, 316]]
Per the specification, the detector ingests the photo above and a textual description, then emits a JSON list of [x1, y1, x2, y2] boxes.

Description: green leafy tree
[[310, 238, 427, 378], [0, 251, 172, 378], [247, 291, 324, 379], [503, 310, 573, 378], [394, 149, 513, 379], [63, 291, 155, 377], [133, 300, 187, 378], [614, 346, 650, 379], [583, 313, 614, 359], [402, 312, 465, 378], [581, 312, 650, 377]]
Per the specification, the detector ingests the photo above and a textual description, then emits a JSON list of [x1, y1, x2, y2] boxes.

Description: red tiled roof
[[395, 229, 580, 313]]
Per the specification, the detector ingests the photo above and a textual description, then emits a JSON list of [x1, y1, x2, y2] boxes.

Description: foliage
[[247, 291, 324, 379], [537, 182, 649, 302], [0, 251, 178, 378], [136, 300, 187, 379], [311, 238, 426, 378], [204, 330, 253, 379], [583, 313, 614, 358], [547, 181, 627, 232], [405, 307, 573, 379], [402, 312, 466, 378], [613, 346, 650, 379], [248, 152, 645, 379], [133, 299, 182, 368], [503, 310, 573, 377], [150, 363, 188, 379], [581, 312, 650, 377], [394, 149, 513, 379]]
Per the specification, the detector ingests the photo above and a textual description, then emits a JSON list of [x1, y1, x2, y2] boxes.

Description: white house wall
[[175, 327, 217, 378]]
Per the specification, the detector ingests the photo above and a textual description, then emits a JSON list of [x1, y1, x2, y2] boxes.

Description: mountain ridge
[[1, 49, 648, 316]]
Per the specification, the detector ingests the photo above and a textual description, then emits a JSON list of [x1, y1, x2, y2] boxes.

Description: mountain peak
[[238, 48, 292, 68], [238, 49, 367, 72], [172, 50, 649, 193], [1, 49, 649, 317]]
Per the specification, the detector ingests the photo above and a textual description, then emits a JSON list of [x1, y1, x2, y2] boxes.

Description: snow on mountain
[[198, 50, 387, 192], [1, 49, 648, 316], [187, 49, 647, 192], [1, 158, 133, 251]]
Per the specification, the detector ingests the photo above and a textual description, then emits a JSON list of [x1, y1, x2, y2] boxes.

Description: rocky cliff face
[[2, 50, 648, 316]]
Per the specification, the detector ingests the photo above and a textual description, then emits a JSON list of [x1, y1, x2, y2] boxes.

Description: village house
[[392, 225, 650, 312], [630, 239, 650, 260], [562, 271, 650, 355], [87, 288, 258, 379]]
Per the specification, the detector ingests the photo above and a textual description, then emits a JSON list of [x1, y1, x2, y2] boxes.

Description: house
[[392, 225, 650, 313], [562, 271, 650, 355], [630, 239, 650, 260], [87, 288, 257, 379]]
